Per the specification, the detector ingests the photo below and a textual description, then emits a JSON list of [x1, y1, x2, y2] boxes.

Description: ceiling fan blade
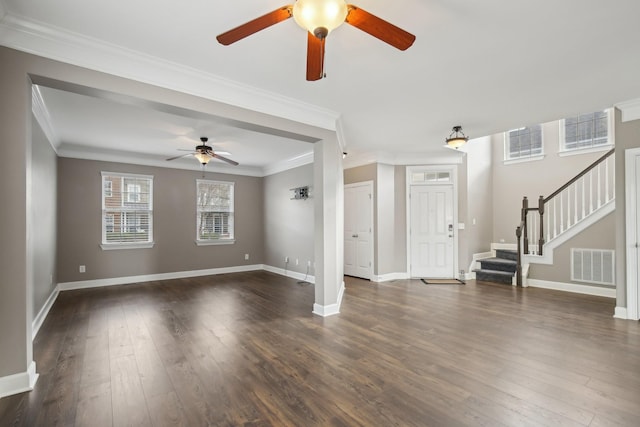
[[345, 5, 416, 51], [216, 6, 293, 45], [212, 153, 239, 166], [166, 153, 194, 161], [306, 32, 325, 81]]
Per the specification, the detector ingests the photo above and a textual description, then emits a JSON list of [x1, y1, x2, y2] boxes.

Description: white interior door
[[410, 184, 455, 278], [344, 182, 373, 279]]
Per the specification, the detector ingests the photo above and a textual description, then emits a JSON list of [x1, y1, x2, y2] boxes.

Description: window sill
[[195, 239, 235, 246], [503, 154, 545, 165], [559, 144, 613, 157], [100, 242, 154, 250]]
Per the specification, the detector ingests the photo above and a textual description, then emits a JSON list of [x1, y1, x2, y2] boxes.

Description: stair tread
[[482, 257, 516, 265], [474, 268, 514, 276]]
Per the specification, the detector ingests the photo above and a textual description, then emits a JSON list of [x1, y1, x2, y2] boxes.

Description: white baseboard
[[614, 306, 629, 319], [371, 272, 409, 282], [0, 361, 38, 399], [57, 264, 264, 291], [32, 285, 59, 338], [468, 251, 494, 277], [262, 264, 315, 284], [527, 279, 616, 298], [313, 281, 345, 317]]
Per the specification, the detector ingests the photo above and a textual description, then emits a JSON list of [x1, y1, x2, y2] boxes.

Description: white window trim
[[196, 179, 235, 244], [101, 171, 154, 250], [503, 126, 545, 163], [559, 108, 614, 156]]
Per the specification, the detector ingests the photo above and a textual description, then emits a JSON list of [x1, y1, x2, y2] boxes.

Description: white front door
[[344, 182, 373, 279], [410, 184, 455, 278]]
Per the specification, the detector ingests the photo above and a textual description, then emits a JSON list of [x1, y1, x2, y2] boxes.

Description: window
[[197, 180, 234, 244], [505, 124, 543, 160], [104, 179, 112, 197], [101, 172, 153, 248], [561, 109, 612, 152]]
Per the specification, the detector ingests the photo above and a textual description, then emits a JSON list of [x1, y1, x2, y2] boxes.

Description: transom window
[[561, 109, 612, 152], [505, 124, 543, 160], [196, 180, 234, 243], [101, 172, 153, 247]]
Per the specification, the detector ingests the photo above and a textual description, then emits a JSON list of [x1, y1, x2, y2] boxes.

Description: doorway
[[625, 147, 640, 320], [407, 167, 458, 278], [344, 182, 373, 279]]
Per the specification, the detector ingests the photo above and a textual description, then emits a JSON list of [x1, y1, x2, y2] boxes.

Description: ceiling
[[3, 0, 640, 174]]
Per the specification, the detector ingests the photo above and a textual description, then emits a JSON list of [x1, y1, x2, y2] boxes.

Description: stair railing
[[515, 148, 615, 286]]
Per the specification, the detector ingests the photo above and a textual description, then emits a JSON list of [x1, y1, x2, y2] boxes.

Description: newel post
[[516, 226, 522, 287], [538, 195, 545, 255], [522, 197, 529, 255]]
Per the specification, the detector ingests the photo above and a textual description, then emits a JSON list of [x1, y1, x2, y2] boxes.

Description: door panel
[[344, 183, 372, 279], [410, 184, 454, 278]]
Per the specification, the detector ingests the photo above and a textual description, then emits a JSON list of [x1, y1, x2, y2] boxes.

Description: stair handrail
[[515, 148, 615, 287]]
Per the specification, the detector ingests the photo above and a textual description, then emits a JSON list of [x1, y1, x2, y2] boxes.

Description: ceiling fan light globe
[[194, 152, 211, 164], [293, 0, 348, 36]]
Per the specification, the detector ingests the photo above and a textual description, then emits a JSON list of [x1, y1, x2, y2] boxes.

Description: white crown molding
[[57, 144, 265, 177], [343, 149, 464, 170], [0, 14, 340, 131], [262, 151, 314, 176], [616, 98, 640, 123], [31, 85, 60, 152]]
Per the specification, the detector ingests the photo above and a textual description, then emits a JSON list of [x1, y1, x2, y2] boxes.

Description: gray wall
[[263, 164, 314, 274], [57, 158, 263, 282], [464, 137, 494, 263], [344, 163, 407, 276], [0, 45, 336, 383], [491, 120, 610, 243], [614, 109, 640, 306], [31, 115, 58, 317], [530, 212, 615, 284]]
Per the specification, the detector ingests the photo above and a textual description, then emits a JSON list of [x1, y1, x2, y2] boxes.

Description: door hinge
[[369, 193, 372, 199]]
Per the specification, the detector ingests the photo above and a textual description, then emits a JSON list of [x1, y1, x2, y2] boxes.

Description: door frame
[[406, 165, 459, 278], [624, 147, 640, 320], [344, 181, 374, 280]]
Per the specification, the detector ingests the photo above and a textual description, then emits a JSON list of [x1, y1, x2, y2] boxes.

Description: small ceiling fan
[[166, 137, 239, 166], [216, 0, 415, 81]]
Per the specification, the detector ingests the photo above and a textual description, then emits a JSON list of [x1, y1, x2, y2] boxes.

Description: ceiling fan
[[216, 0, 415, 81], [166, 137, 239, 166]]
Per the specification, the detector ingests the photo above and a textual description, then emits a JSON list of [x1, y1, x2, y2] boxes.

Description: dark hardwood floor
[[1, 272, 639, 426]]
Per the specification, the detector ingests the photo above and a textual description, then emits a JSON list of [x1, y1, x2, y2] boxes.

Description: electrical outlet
[[244, 253, 249, 260], [285, 256, 289, 263], [79, 265, 86, 273], [295, 258, 299, 265], [307, 260, 311, 267]]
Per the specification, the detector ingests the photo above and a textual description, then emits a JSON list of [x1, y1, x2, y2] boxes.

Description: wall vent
[[571, 248, 615, 286]]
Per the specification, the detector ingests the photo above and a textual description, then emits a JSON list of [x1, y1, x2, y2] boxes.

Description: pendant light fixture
[[445, 126, 469, 149]]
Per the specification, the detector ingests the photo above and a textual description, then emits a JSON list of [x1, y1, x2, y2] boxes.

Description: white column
[[313, 136, 344, 316]]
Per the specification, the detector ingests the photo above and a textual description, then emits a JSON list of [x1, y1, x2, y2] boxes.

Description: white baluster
[[572, 181, 578, 225], [597, 163, 602, 208], [553, 198, 557, 238], [581, 175, 585, 219], [589, 170, 594, 214], [560, 190, 565, 233], [605, 157, 610, 202]]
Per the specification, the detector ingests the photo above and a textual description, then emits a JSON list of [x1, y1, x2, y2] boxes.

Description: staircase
[[475, 249, 517, 285]]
